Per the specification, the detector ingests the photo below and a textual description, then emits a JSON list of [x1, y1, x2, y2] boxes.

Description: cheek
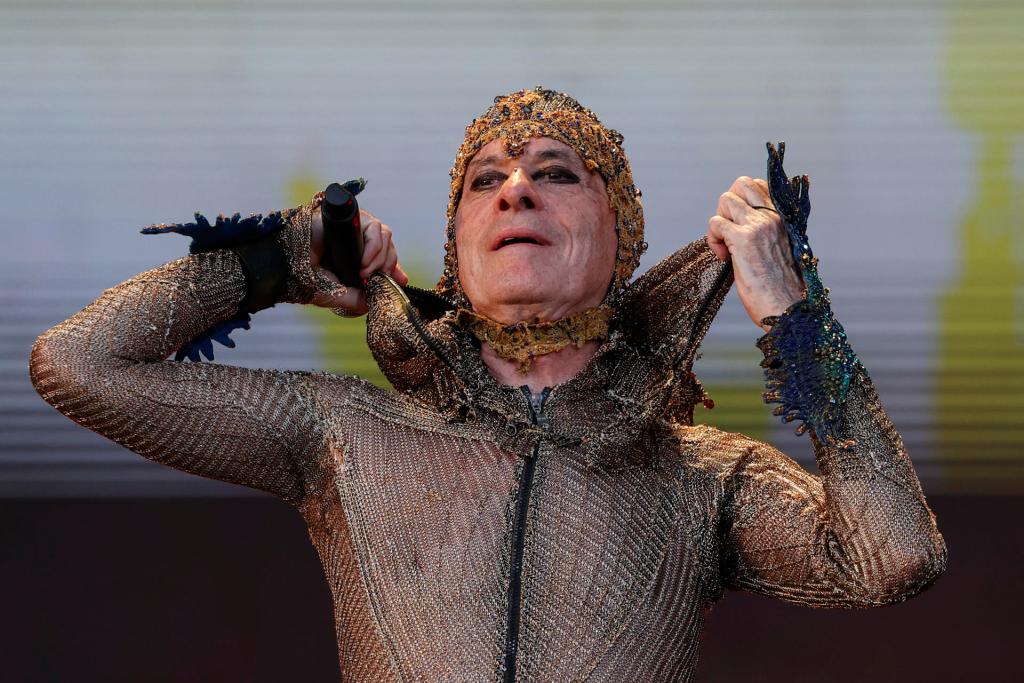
[[453, 213, 484, 289], [581, 196, 617, 267], [453, 205, 470, 257]]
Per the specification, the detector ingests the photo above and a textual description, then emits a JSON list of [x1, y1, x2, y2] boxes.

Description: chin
[[466, 276, 565, 319], [488, 280, 554, 305], [462, 255, 592, 320]]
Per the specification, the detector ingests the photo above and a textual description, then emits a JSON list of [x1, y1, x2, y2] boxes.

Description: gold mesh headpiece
[[437, 86, 647, 308]]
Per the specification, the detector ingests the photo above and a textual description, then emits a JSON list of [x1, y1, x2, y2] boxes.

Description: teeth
[[501, 236, 538, 247]]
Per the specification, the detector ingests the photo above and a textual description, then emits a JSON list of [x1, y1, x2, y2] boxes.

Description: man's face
[[454, 137, 617, 323]]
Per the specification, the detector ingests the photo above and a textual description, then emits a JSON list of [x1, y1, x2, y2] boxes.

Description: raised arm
[[705, 148, 945, 606], [28, 199, 352, 506], [714, 355, 947, 607]]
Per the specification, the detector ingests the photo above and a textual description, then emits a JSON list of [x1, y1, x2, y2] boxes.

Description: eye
[[469, 172, 505, 190], [535, 166, 579, 183]]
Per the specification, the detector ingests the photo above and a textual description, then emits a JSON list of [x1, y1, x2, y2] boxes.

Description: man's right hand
[[308, 208, 410, 315]]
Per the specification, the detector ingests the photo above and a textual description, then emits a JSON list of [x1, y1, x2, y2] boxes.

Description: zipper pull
[[529, 389, 551, 431], [518, 385, 552, 430]]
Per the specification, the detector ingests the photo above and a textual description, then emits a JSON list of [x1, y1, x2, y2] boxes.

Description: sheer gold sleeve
[[714, 372, 947, 608], [29, 206, 339, 506]]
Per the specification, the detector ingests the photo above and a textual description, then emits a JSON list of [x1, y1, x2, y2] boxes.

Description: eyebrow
[[466, 147, 581, 175]]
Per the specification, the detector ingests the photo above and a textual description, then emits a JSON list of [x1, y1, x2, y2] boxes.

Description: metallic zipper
[[502, 386, 550, 683]]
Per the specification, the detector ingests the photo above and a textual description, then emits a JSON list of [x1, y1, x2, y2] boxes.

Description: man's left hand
[[707, 176, 806, 332]]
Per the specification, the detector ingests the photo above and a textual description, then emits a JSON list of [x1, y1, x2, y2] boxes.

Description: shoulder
[[302, 369, 456, 433], [655, 423, 821, 514], [657, 422, 786, 479], [302, 369, 389, 407]]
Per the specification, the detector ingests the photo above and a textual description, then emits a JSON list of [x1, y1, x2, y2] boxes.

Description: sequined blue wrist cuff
[[756, 300, 863, 447]]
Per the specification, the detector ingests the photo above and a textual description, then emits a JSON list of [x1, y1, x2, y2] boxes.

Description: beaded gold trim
[[453, 304, 613, 374], [438, 87, 646, 308]]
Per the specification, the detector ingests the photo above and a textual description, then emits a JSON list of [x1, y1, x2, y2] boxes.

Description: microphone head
[[323, 182, 357, 223]]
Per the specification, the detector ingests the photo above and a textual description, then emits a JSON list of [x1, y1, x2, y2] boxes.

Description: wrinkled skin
[[453, 137, 619, 326], [707, 176, 806, 331]]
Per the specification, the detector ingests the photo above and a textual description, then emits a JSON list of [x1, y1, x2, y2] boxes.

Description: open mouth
[[493, 230, 548, 250], [497, 236, 542, 249]]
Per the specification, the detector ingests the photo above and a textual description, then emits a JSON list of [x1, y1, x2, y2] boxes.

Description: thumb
[[708, 241, 731, 262], [707, 215, 734, 262]]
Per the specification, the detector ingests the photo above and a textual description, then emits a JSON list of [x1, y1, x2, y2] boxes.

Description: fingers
[[309, 209, 325, 269], [380, 240, 399, 281], [707, 214, 739, 262], [309, 266, 368, 314], [717, 191, 755, 223], [725, 176, 774, 212], [305, 205, 404, 316], [749, 178, 771, 207], [360, 221, 394, 278], [350, 208, 408, 286], [360, 216, 383, 275], [319, 264, 341, 286], [391, 260, 410, 286], [310, 285, 367, 315]]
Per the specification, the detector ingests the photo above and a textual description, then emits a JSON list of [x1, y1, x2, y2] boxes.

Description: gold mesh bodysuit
[[29, 202, 947, 682]]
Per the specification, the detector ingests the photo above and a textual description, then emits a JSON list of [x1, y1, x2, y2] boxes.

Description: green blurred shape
[[693, 343, 770, 441], [286, 172, 436, 390], [937, 3, 1024, 491], [693, 379, 770, 441], [304, 305, 390, 389], [945, 4, 1024, 136]]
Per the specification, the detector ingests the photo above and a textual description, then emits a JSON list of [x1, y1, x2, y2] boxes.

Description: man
[[30, 87, 946, 682]]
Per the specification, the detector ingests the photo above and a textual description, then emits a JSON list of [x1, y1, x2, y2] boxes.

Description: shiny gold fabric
[[30, 201, 946, 682], [453, 304, 613, 374]]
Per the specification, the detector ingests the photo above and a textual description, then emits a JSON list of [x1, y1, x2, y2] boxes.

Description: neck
[[480, 339, 600, 394]]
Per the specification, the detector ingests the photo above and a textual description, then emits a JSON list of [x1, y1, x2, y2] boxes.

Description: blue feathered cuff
[[756, 301, 863, 448], [756, 142, 865, 448], [141, 210, 290, 362], [141, 179, 367, 362], [173, 314, 252, 363], [141, 210, 289, 254]]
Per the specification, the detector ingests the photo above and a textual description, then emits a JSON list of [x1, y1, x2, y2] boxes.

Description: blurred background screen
[[2, 0, 1020, 497], [3, 2, 1022, 682]]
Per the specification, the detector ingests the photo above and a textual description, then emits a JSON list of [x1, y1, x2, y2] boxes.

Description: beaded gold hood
[[364, 237, 734, 470], [438, 86, 646, 309]]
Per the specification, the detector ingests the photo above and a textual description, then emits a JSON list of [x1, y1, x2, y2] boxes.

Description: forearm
[[804, 365, 945, 603], [54, 249, 246, 363], [724, 312, 947, 607]]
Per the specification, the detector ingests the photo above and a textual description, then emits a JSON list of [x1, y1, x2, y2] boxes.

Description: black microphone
[[320, 181, 365, 287]]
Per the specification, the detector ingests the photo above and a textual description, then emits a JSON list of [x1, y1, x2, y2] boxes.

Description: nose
[[496, 167, 541, 212]]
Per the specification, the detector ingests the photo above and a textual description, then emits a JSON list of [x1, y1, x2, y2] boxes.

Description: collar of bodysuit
[[453, 304, 613, 374]]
